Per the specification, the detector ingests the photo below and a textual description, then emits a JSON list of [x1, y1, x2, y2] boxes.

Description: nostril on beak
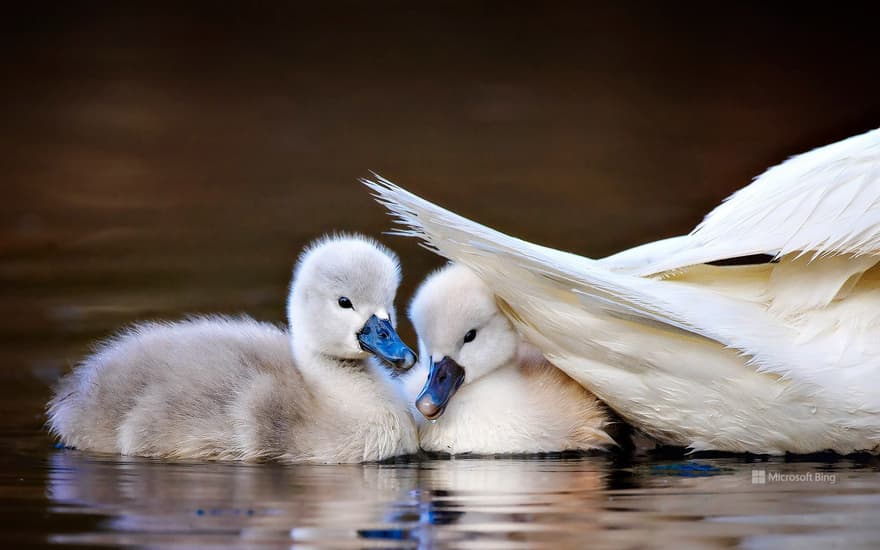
[[393, 351, 416, 371], [378, 329, 390, 340]]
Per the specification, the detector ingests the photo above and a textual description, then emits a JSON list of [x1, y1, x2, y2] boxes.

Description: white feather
[[364, 129, 880, 454], [621, 127, 880, 275]]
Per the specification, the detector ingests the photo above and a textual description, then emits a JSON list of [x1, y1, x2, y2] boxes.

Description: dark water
[[3, 4, 880, 548]]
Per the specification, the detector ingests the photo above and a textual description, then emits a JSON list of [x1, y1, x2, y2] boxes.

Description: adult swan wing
[[365, 128, 880, 454]]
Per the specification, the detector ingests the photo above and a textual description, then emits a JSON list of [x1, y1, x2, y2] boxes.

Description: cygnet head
[[408, 263, 519, 419], [288, 234, 416, 373]]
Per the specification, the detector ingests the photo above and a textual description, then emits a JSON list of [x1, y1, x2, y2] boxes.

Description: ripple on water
[[0, 450, 864, 548]]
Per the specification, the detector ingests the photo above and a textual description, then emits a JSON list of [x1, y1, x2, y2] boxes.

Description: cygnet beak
[[357, 315, 416, 373], [415, 356, 465, 420]]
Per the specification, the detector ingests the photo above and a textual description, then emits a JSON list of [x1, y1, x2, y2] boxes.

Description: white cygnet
[[405, 263, 614, 455], [47, 234, 419, 464]]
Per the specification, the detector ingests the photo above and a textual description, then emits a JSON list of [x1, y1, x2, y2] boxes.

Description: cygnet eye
[[338, 297, 354, 309], [463, 329, 477, 344]]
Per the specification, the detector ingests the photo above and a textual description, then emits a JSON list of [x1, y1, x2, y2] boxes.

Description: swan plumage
[[404, 263, 613, 455], [366, 127, 880, 455], [47, 235, 419, 463]]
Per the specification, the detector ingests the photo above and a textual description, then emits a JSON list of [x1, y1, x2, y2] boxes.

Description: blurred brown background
[[1, 3, 879, 420]]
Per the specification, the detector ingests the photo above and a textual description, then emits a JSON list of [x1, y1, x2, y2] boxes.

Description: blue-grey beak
[[415, 356, 465, 420], [357, 315, 416, 373]]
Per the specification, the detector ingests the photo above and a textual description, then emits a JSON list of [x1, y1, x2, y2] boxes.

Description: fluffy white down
[[367, 127, 880, 455], [405, 263, 613, 454], [47, 234, 418, 464]]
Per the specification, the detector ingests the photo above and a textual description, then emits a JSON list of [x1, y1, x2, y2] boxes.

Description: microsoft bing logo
[[749, 469, 836, 484]]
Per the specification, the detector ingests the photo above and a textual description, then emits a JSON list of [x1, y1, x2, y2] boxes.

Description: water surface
[[6, 437, 880, 548]]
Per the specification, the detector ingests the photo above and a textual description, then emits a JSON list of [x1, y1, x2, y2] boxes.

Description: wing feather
[[367, 176, 880, 410], [365, 176, 806, 374], [633, 128, 880, 275]]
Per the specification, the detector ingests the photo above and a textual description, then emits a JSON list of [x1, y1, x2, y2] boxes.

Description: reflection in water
[[44, 451, 880, 548], [48, 451, 416, 547]]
